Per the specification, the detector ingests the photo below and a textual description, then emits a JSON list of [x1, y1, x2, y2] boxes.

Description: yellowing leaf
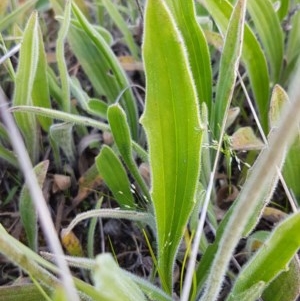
[[230, 127, 264, 151], [60, 229, 84, 257]]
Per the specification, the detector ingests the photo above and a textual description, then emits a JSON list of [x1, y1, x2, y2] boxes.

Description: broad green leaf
[[70, 3, 138, 140], [101, 0, 139, 58], [164, 0, 212, 112], [262, 256, 300, 301], [92, 253, 146, 301], [200, 0, 270, 132], [107, 104, 150, 203], [87, 98, 108, 118], [96, 145, 135, 209], [211, 0, 246, 140], [227, 212, 300, 301], [247, 0, 284, 83], [32, 25, 52, 132], [141, 0, 202, 292], [12, 11, 39, 163], [0, 0, 37, 32], [19, 160, 49, 251]]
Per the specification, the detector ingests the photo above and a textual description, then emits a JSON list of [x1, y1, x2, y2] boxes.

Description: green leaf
[[0, 284, 49, 301], [70, 3, 138, 140], [12, 11, 40, 163], [56, 0, 71, 112], [49, 122, 75, 164], [31, 25, 52, 132], [96, 145, 135, 209], [0, 0, 37, 32], [141, 0, 202, 292], [270, 0, 290, 20], [164, 0, 212, 112], [262, 256, 300, 301], [211, 0, 246, 140], [285, 9, 300, 83], [247, 0, 284, 83], [101, 0, 139, 58], [227, 212, 300, 300], [200, 0, 270, 132], [19, 160, 49, 251], [107, 104, 150, 204], [268, 85, 300, 201], [92, 253, 146, 301]]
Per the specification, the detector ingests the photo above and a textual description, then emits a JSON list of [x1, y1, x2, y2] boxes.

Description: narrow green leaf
[[228, 212, 300, 300], [164, 0, 212, 112], [0, 145, 18, 167], [200, 0, 270, 132], [284, 9, 300, 83], [56, 0, 71, 112], [12, 11, 39, 163], [70, 3, 138, 140], [211, 0, 246, 140], [108, 104, 150, 203], [268, 85, 300, 201], [247, 0, 284, 83], [32, 25, 52, 132], [10, 106, 110, 132], [96, 145, 135, 209], [0, 0, 37, 32], [101, 0, 139, 58], [19, 160, 49, 251], [141, 0, 202, 292]]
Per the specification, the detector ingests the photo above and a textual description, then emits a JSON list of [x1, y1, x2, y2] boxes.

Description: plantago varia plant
[[0, 0, 300, 300]]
